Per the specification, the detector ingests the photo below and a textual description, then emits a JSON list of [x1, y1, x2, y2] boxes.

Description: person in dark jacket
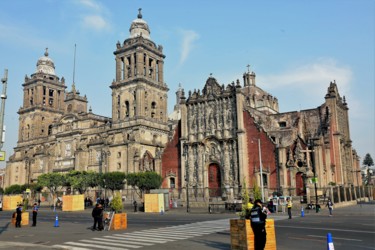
[[15, 204, 23, 228], [32, 203, 39, 226], [92, 203, 104, 231], [250, 199, 268, 250]]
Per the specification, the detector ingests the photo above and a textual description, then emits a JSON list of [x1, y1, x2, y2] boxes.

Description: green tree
[[110, 191, 123, 213], [239, 178, 250, 219], [126, 171, 163, 198], [363, 153, 374, 167], [252, 177, 261, 201], [4, 184, 24, 195], [99, 172, 126, 193], [37, 173, 65, 204], [363, 153, 374, 185], [65, 170, 97, 194]]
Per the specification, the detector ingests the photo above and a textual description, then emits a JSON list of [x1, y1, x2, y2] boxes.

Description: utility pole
[[0, 69, 8, 151], [310, 140, 319, 213], [183, 143, 190, 213], [258, 138, 265, 203]]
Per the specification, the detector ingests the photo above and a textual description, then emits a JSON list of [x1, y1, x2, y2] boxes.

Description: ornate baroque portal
[[181, 77, 240, 199]]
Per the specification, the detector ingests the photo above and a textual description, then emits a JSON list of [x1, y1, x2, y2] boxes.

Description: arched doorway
[[296, 172, 306, 196], [208, 163, 222, 197]]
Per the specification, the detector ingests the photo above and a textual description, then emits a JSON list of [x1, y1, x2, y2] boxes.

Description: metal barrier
[[208, 202, 242, 214]]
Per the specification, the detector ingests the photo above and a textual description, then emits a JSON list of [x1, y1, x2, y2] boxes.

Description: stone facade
[[4, 10, 360, 202]]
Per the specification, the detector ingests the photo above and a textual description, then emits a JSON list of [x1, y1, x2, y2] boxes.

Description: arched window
[[151, 101, 157, 118], [48, 125, 53, 135], [151, 101, 157, 109], [125, 101, 130, 117], [170, 177, 175, 189]]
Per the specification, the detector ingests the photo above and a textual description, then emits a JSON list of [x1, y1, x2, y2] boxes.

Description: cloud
[[179, 29, 199, 65], [82, 15, 110, 31], [77, 0, 101, 10], [258, 58, 352, 97], [74, 0, 111, 32]]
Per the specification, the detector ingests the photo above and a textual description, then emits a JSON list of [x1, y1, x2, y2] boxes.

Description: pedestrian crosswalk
[[52, 219, 230, 250]]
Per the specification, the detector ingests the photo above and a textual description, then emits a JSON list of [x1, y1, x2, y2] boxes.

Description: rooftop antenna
[[73, 44, 77, 85]]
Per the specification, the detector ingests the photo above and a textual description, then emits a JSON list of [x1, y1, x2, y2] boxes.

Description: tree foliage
[[37, 173, 65, 195], [363, 153, 374, 167], [110, 191, 123, 213], [252, 177, 261, 201], [65, 170, 98, 194], [126, 171, 163, 197], [4, 184, 24, 194], [239, 178, 250, 219], [99, 172, 126, 193]]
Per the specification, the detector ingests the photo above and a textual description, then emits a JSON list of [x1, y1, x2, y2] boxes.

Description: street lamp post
[[351, 170, 361, 198], [309, 140, 319, 213], [257, 139, 265, 202]]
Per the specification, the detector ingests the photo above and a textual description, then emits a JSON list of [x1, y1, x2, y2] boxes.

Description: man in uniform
[[32, 203, 39, 226], [250, 199, 267, 250], [15, 204, 22, 228], [287, 198, 292, 219]]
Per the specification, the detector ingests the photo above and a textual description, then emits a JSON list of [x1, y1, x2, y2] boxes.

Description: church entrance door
[[296, 172, 306, 196], [208, 163, 222, 197]]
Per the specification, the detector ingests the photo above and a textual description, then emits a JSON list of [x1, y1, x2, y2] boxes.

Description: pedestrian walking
[[133, 200, 138, 212], [326, 199, 334, 216], [287, 198, 292, 219], [249, 199, 268, 250], [32, 203, 39, 226], [92, 203, 104, 231], [15, 204, 22, 228]]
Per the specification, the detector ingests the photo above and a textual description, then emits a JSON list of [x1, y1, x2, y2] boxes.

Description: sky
[[0, 0, 374, 168]]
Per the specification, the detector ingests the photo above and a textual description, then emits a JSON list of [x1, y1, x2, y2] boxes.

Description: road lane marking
[[51, 218, 231, 250], [112, 234, 169, 243], [80, 239, 141, 248], [52, 246, 90, 250], [277, 225, 375, 234], [128, 232, 191, 240], [88, 238, 145, 248], [102, 236, 154, 246], [307, 235, 362, 241], [287, 236, 325, 243], [62, 241, 128, 250]]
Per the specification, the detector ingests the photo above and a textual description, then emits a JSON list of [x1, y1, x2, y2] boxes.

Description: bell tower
[[110, 9, 168, 131], [18, 49, 66, 143]]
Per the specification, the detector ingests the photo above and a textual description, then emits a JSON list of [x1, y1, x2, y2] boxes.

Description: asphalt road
[[0, 202, 374, 249]]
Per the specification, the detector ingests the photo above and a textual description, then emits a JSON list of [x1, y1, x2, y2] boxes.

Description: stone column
[[116, 57, 121, 81]]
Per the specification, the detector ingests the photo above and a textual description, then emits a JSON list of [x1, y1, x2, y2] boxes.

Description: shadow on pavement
[[0, 222, 10, 235]]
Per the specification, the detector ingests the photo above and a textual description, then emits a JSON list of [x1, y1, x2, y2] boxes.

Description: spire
[[72, 82, 76, 93], [35, 48, 56, 76], [129, 8, 151, 39], [73, 44, 77, 85]]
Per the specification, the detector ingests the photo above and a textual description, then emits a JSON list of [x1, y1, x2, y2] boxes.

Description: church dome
[[129, 8, 151, 40], [35, 48, 56, 76]]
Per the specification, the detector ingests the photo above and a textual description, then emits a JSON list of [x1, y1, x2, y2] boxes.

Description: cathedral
[[4, 10, 361, 203]]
